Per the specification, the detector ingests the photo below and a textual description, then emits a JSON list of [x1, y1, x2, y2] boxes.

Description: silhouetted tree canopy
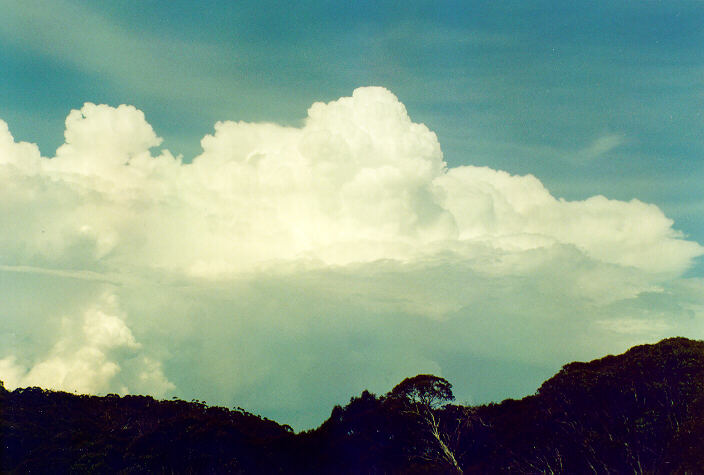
[[389, 374, 454, 410]]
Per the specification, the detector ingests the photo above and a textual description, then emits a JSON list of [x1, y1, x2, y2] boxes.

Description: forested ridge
[[3, 337, 704, 473]]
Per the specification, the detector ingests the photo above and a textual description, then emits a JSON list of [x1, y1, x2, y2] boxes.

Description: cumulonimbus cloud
[[0, 87, 702, 428], [1, 87, 700, 276]]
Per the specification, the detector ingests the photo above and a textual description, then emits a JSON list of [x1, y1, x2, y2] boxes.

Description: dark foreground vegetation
[[3, 337, 704, 473]]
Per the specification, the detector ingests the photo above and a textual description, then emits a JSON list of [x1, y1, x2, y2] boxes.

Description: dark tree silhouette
[[389, 374, 454, 410], [388, 374, 465, 473]]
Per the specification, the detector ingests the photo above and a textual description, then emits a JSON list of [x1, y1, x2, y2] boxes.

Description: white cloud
[[1, 87, 699, 276], [0, 291, 173, 397], [0, 87, 702, 428]]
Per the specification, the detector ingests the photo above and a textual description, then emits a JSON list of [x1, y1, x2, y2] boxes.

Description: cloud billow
[[0, 87, 702, 429]]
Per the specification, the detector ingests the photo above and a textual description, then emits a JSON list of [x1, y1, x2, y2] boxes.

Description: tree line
[[2, 337, 704, 473]]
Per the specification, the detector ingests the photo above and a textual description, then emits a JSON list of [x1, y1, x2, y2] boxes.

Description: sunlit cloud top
[[1, 88, 700, 279]]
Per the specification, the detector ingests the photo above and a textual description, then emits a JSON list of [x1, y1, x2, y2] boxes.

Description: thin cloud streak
[[0, 264, 122, 285]]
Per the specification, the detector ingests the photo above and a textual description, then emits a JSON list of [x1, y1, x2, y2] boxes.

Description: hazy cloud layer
[[1, 88, 702, 428]]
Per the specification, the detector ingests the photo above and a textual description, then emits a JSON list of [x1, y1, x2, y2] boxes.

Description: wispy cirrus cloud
[[578, 133, 626, 161], [0, 1, 234, 103]]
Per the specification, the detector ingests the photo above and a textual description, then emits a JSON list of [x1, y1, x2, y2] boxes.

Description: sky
[[0, 0, 703, 430]]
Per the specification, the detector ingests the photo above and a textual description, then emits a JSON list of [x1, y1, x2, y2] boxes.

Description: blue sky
[[1, 0, 703, 428]]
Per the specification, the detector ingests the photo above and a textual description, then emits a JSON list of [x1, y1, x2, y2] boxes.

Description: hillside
[[0, 389, 294, 473], [2, 337, 704, 473]]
